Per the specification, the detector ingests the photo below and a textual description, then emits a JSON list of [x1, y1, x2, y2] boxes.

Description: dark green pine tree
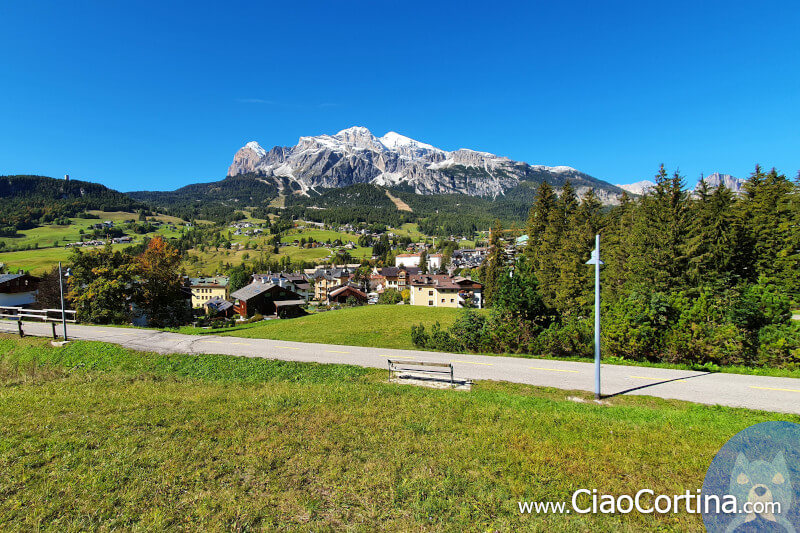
[[533, 181, 577, 308], [685, 179, 738, 287], [524, 182, 558, 264], [480, 219, 506, 306], [626, 165, 690, 292], [552, 189, 603, 316], [601, 191, 635, 304], [738, 166, 798, 294]]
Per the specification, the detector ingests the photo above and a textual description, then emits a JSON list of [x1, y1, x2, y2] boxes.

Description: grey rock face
[[228, 126, 625, 202], [700, 172, 744, 194]]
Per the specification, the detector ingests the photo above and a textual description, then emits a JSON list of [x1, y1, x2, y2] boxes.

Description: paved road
[[3, 321, 800, 415]]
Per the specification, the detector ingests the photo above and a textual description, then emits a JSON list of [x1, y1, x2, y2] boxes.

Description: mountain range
[[615, 172, 745, 196], [227, 126, 626, 203]]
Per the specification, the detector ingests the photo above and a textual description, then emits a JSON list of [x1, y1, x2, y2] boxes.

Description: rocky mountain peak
[[227, 127, 626, 203]]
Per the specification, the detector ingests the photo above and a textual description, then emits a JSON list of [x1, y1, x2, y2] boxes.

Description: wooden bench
[[388, 359, 454, 386]]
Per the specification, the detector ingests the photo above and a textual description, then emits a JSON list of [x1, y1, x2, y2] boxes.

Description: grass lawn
[[1, 335, 796, 531], [280, 228, 357, 244], [220, 305, 467, 349], [86, 210, 185, 225], [0, 243, 135, 274], [393, 222, 425, 241]]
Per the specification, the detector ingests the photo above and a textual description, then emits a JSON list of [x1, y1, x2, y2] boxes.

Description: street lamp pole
[[58, 262, 71, 341], [585, 234, 603, 399]]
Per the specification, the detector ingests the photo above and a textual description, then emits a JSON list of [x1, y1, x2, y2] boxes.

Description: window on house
[[428, 290, 433, 296]]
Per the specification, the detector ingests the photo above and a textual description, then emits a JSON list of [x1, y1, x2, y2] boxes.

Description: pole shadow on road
[[601, 372, 715, 399]]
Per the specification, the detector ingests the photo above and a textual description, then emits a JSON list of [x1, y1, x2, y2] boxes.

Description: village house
[[408, 274, 483, 309], [0, 272, 40, 307], [369, 266, 420, 292], [231, 281, 305, 318], [189, 276, 229, 308], [311, 267, 351, 301], [327, 285, 368, 305], [394, 253, 421, 268], [395, 253, 443, 272], [251, 272, 312, 301]]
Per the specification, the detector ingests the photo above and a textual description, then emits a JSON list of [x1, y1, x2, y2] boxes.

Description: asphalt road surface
[[3, 321, 800, 415]]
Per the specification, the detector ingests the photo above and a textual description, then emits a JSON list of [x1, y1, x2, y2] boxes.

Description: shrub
[[378, 289, 402, 305], [757, 322, 800, 369], [533, 318, 593, 358], [602, 291, 675, 361]]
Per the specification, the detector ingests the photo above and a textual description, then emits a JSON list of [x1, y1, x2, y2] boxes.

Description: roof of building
[[395, 253, 420, 258], [0, 273, 26, 284], [190, 276, 229, 287], [0, 273, 38, 287], [204, 297, 233, 311], [231, 281, 277, 301], [329, 285, 368, 299], [274, 299, 306, 308], [409, 274, 482, 290], [312, 267, 350, 281], [376, 266, 421, 277]]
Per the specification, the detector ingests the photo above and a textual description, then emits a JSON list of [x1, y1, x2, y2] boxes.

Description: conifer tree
[[524, 182, 557, 263], [552, 189, 602, 315], [686, 182, 738, 286], [626, 166, 690, 292], [480, 219, 506, 306], [602, 192, 635, 303], [533, 181, 577, 307]]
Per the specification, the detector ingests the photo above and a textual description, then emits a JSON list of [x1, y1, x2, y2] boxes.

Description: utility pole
[[585, 235, 603, 399]]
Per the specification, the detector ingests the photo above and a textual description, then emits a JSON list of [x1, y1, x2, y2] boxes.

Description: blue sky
[[1, 1, 798, 191]]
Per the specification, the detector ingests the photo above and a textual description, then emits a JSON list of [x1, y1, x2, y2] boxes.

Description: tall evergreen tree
[[738, 166, 796, 294], [552, 189, 603, 316], [686, 182, 738, 286], [524, 182, 557, 264], [602, 192, 635, 304], [480, 219, 506, 306], [626, 166, 690, 292], [533, 181, 577, 307]]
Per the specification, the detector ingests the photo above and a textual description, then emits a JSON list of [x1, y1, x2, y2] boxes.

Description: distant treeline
[[127, 173, 278, 223]]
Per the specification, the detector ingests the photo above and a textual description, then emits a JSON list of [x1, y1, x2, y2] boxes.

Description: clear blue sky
[[1, 1, 798, 191]]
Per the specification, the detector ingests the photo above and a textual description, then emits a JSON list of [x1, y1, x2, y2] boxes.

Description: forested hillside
[[0, 175, 146, 236], [127, 173, 279, 222]]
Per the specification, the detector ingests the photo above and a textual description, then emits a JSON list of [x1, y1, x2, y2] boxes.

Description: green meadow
[[1, 334, 796, 531], [218, 305, 467, 350]]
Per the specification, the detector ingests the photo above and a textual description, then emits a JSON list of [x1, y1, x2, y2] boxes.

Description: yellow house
[[408, 274, 483, 308], [311, 267, 351, 301], [190, 276, 230, 308]]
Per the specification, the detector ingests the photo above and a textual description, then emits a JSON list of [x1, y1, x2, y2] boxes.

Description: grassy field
[[1, 335, 797, 531], [280, 228, 356, 244], [219, 305, 467, 349], [0, 243, 138, 274], [0, 210, 189, 273]]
